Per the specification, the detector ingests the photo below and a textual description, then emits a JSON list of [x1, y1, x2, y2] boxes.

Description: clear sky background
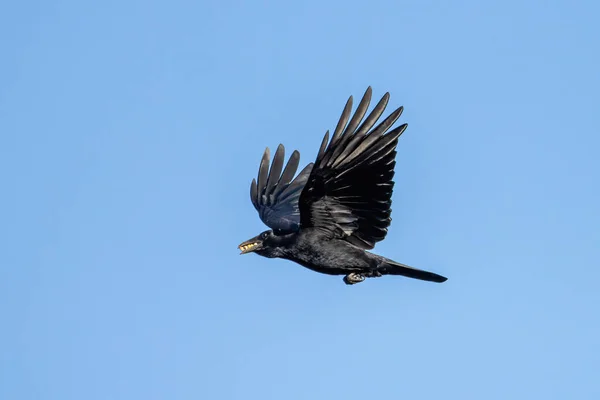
[[1, 0, 599, 399]]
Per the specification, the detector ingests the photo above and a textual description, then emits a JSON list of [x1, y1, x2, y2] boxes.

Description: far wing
[[250, 144, 313, 233], [299, 87, 406, 249]]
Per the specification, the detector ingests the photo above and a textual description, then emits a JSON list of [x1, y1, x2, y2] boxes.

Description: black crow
[[238, 87, 447, 285]]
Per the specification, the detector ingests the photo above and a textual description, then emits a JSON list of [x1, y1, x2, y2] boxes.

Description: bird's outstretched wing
[[251, 144, 313, 233], [299, 87, 406, 249]]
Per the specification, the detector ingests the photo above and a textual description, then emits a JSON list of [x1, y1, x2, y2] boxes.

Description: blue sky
[[1, 0, 599, 398]]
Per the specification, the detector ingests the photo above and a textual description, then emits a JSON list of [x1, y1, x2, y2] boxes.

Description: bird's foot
[[343, 273, 366, 285]]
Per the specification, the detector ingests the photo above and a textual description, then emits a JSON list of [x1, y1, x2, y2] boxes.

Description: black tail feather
[[378, 259, 447, 283]]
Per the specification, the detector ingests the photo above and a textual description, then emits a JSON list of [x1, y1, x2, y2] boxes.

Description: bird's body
[[257, 229, 373, 275], [239, 87, 448, 285]]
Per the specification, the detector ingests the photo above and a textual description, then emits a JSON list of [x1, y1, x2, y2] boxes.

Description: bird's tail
[[377, 258, 447, 283]]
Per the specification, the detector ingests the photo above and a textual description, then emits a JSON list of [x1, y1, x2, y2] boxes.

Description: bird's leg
[[364, 270, 383, 278], [343, 273, 365, 285]]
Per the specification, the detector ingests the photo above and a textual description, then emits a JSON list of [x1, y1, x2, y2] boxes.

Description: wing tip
[[261, 146, 271, 163]]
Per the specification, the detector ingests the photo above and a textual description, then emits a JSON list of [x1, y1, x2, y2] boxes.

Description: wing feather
[[299, 87, 406, 249], [249, 145, 313, 233], [265, 145, 285, 197]]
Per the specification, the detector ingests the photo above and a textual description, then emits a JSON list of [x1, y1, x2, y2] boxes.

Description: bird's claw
[[343, 273, 366, 285]]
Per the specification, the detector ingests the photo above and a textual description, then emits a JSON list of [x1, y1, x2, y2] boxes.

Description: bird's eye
[[261, 232, 268, 239]]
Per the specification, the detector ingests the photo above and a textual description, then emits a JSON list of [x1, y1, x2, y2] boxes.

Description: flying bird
[[238, 87, 447, 285]]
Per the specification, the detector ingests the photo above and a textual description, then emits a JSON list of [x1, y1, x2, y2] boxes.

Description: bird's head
[[238, 230, 294, 258]]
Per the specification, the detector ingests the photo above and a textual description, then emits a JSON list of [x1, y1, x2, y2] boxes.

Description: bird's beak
[[238, 236, 263, 255]]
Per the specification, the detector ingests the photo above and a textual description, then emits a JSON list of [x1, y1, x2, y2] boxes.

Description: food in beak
[[238, 242, 259, 254]]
